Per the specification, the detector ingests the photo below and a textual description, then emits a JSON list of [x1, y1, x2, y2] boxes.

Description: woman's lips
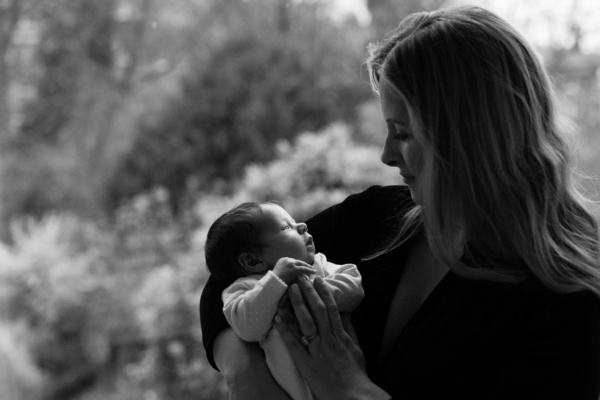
[[401, 173, 415, 183]]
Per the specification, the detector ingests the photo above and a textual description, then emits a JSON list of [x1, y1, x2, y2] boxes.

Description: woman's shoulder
[[340, 185, 414, 217], [450, 272, 600, 331], [307, 185, 412, 227], [513, 285, 600, 380], [523, 283, 600, 328], [306, 185, 412, 263], [349, 184, 411, 202], [482, 277, 600, 341]]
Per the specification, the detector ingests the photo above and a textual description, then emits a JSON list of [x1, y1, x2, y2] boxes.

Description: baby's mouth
[[306, 236, 314, 246]]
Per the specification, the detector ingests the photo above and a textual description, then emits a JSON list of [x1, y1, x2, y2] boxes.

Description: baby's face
[[257, 204, 315, 268]]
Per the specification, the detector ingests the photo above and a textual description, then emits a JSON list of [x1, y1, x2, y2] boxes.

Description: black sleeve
[[199, 274, 229, 370], [199, 185, 411, 371], [306, 185, 412, 264]]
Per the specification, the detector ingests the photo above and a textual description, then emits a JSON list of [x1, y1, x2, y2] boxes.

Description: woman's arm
[[213, 328, 291, 400]]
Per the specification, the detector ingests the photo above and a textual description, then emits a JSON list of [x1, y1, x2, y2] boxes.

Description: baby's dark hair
[[205, 201, 276, 285]]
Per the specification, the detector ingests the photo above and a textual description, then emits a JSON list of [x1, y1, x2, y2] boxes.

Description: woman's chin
[[407, 186, 421, 205]]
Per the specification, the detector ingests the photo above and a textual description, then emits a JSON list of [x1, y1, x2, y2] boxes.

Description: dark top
[[200, 185, 600, 399]]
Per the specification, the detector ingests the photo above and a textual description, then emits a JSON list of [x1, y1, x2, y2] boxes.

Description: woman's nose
[[381, 134, 400, 167]]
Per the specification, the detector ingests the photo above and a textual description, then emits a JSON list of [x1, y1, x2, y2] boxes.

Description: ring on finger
[[300, 332, 319, 346]]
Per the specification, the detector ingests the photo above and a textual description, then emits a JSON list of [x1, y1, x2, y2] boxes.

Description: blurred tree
[[0, 0, 22, 141], [0, 322, 42, 400], [2, 0, 156, 222], [521, 0, 600, 197], [193, 123, 399, 231], [0, 215, 118, 399], [0, 197, 224, 399], [131, 265, 219, 400], [106, 0, 373, 213], [19, 0, 111, 146]]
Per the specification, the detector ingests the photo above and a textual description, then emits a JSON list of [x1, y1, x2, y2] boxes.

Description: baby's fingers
[[291, 259, 314, 268], [297, 265, 316, 275]]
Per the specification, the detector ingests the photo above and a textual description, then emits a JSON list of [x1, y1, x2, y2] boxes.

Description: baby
[[205, 201, 364, 400]]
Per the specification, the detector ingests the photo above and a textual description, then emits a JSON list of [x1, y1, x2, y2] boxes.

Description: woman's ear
[[238, 252, 267, 273]]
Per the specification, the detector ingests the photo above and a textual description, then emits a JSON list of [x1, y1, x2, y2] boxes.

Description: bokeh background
[[0, 0, 598, 399]]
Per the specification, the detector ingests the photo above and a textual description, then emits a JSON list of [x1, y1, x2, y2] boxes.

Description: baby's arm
[[222, 271, 288, 342], [316, 254, 365, 312]]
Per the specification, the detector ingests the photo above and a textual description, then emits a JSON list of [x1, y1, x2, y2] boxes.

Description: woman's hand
[[213, 328, 291, 400], [275, 276, 391, 400]]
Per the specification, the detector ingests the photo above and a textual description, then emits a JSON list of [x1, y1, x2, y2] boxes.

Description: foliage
[[0, 198, 222, 399], [192, 123, 398, 253], [240, 123, 397, 218], [19, 0, 110, 144], [0, 321, 43, 400], [0, 215, 116, 399], [106, 0, 373, 213]]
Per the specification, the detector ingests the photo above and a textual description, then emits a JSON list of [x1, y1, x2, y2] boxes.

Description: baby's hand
[[273, 257, 315, 285]]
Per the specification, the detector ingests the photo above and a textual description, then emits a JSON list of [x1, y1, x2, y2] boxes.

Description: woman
[[200, 6, 600, 399]]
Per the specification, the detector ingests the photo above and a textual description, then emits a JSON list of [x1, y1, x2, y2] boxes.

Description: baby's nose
[[297, 223, 308, 234]]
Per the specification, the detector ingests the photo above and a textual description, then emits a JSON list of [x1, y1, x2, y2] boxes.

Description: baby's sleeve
[[316, 253, 365, 313], [222, 271, 288, 342]]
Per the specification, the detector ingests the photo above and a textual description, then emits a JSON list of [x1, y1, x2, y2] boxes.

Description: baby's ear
[[238, 252, 267, 272]]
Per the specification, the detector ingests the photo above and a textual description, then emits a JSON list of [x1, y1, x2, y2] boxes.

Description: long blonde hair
[[367, 6, 600, 295]]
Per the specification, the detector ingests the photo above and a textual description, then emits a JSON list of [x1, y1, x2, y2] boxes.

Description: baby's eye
[[282, 225, 291, 230]]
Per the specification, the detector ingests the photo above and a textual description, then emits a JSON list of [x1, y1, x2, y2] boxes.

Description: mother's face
[[378, 73, 426, 205]]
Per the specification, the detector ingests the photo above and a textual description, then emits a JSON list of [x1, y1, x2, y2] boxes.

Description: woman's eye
[[393, 124, 412, 140], [386, 122, 412, 141]]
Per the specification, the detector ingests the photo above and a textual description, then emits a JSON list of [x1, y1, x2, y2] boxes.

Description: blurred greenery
[[0, 0, 598, 399]]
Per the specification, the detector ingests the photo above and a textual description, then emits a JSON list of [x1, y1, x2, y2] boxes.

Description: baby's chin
[[305, 251, 315, 265]]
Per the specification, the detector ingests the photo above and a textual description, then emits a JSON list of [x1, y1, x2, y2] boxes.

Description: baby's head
[[205, 202, 315, 285]]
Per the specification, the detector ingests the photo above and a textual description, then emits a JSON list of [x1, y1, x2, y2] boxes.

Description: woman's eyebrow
[[385, 118, 409, 126]]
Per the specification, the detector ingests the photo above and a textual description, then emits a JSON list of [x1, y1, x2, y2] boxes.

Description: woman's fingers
[[278, 291, 290, 309], [296, 276, 332, 337], [288, 281, 319, 336], [286, 276, 348, 346], [276, 293, 381, 400], [274, 314, 309, 358], [312, 277, 344, 336]]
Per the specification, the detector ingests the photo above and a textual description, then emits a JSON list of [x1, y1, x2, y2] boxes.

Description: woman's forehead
[[379, 73, 410, 124]]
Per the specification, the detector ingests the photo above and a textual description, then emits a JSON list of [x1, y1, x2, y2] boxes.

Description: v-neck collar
[[376, 269, 455, 368], [355, 232, 457, 373]]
